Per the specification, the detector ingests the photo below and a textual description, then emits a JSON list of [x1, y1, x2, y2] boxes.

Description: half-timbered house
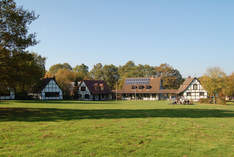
[[32, 78, 63, 100], [177, 77, 208, 101], [77, 80, 112, 100]]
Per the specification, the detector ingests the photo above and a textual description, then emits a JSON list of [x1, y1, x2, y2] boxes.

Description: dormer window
[[139, 85, 145, 89], [146, 85, 152, 89], [132, 85, 137, 89], [193, 84, 198, 90]]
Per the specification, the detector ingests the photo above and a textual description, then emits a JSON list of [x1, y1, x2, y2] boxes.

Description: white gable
[[40, 79, 63, 100], [42, 79, 62, 93], [78, 81, 91, 95], [182, 78, 208, 101]]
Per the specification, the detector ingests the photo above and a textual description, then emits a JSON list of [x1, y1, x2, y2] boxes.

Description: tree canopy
[[155, 64, 183, 89], [0, 0, 45, 98], [0, 0, 38, 52]]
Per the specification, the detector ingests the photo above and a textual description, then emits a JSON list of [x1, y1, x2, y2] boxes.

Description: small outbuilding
[[32, 78, 63, 100]]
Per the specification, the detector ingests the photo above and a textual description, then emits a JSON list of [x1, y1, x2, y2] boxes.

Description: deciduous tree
[[200, 67, 227, 103], [55, 69, 76, 98], [102, 64, 119, 89], [90, 63, 103, 80], [49, 63, 72, 75], [155, 64, 183, 89]]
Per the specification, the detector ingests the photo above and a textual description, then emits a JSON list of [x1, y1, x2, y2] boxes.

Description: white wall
[[41, 80, 63, 100], [182, 79, 208, 101], [0, 91, 15, 100], [77, 82, 93, 100], [77, 82, 112, 101]]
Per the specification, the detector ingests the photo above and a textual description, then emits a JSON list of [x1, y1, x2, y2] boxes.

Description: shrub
[[199, 98, 210, 104], [216, 98, 226, 105]]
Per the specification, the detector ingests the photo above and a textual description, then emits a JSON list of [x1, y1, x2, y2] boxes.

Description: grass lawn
[[0, 100, 234, 157]]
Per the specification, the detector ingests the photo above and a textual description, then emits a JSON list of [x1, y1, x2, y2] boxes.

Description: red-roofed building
[[116, 77, 208, 101], [76, 80, 112, 100]]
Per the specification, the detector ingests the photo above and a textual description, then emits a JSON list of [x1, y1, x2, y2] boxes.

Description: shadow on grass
[[0, 100, 118, 105], [0, 108, 234, 122]]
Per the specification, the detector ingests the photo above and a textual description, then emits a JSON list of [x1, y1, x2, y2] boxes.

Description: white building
[[177, 77, 208, 101], [77, 80, 112, 101], [0, 89, 15, 100], [32, 78, 63, 100]]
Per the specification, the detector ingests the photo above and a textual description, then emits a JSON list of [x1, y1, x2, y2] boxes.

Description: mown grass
[[0, 100, 234, 157]]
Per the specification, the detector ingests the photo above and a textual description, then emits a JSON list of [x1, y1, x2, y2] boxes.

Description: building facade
[[117, 77, 176, 100], [32, 78, 63, 100], [177, 77, 208, 101], [77, 80, 112, 101], [117, 77, 208, 101]]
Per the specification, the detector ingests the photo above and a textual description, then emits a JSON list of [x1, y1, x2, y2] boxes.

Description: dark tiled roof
[[33, 78, 56, 93], [82, 80, 112, 94], [177, 77, 195, 94]]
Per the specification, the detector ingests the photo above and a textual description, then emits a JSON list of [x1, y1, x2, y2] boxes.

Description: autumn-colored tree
[[155, 64, 183, 89], [225, 72, 234, 99], [200, 67, 227, 103], [55, 69, 76, 98]]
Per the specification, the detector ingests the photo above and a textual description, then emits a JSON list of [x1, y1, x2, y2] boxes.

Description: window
[[45, 92, 59, 97], [200, 92, 204, 96], [139, 85, 145, 89], [100, 84, 104, 91], [187, 92, 191, 96], [146, 85, 152, 89], [131, 85, 137, 89], [85, 94, 90, 99], [193, 84, 198, 90], [81, 86, 86, 91]]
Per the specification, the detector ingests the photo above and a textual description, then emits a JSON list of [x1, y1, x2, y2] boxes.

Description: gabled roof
[[82, 80, 112, 94], [177, 77, 195, 94], [33, 78, 60, 93]]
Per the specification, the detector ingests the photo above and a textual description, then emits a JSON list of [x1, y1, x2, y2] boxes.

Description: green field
[[0, 100, 234, 157]]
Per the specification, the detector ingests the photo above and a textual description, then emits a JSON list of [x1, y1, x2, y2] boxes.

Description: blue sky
[[15, 0, 234, 77]]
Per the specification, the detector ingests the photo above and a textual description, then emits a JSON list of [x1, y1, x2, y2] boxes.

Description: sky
[[15, 0, 234, 77]]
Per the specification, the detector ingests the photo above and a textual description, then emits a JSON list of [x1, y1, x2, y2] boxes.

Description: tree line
[[45, 62, 184, 97]]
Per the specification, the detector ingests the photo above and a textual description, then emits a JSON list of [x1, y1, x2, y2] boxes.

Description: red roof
[[177, 77, 195, 94], [82, 80, 112, 94]]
